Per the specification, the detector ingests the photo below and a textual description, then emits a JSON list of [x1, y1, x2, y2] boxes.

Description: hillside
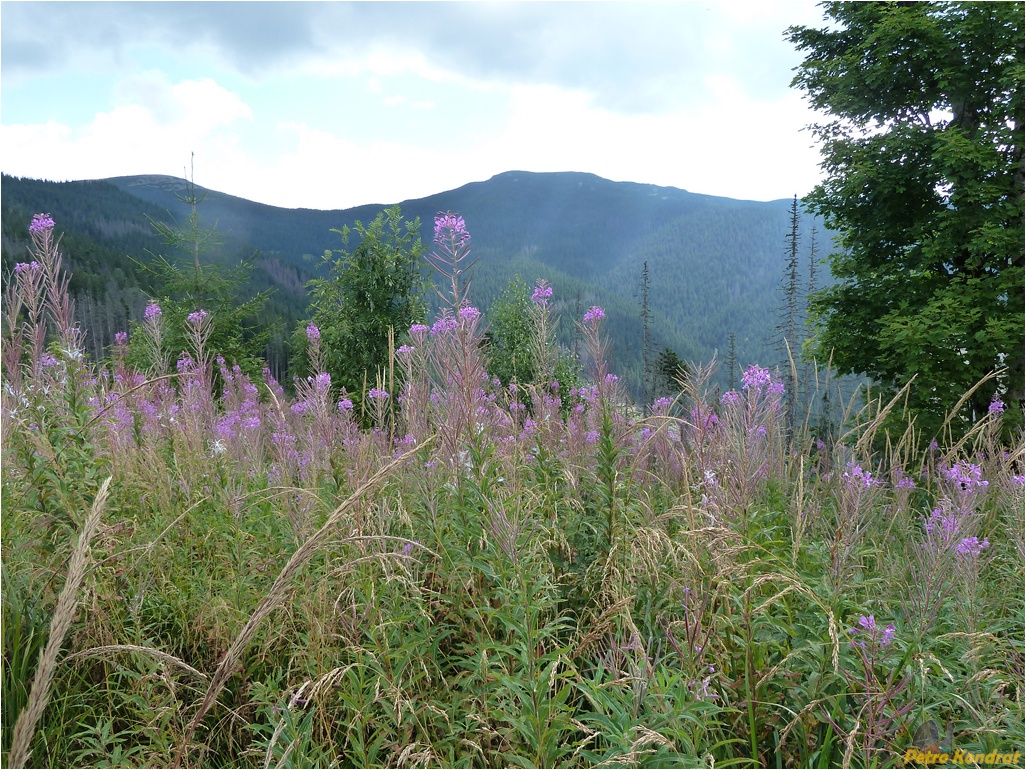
[[1, 171, 825, 394]]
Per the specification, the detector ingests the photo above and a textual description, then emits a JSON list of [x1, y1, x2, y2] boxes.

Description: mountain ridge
[[2, 170, 825, 393]]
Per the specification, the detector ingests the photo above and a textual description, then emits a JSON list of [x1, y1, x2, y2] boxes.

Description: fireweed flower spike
[[144, 302, 163, 321], [956, 536, 990, 557], [741, 365, 772, 391], [434, 212, 470, 247], [944, 460, 989, 492], [28, 213, 55, 233], [583, 305, 605, 324], [720, 390, 741, 406], [532, 282, 553, 306], [842, 462, 880, 489], [428, 211, 476, 308], [187, 309, 209, 326], [430, 315, 458, 336], [852, 615, 896, 649], [306, 323, 320, 342]]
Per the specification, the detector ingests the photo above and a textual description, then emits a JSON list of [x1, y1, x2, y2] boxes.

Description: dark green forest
[[1, 170, 823, 398]]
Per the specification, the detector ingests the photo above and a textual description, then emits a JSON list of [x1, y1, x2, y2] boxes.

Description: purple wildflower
[[306, 323, 320, 342], [693, 676, 716, 701], [583, 305, 605, 324], [114, 331, 128, 347], [40, 352, 59, 367], [14, 262, 40, 274], [880, 624, 896, 647], [434, 211, 470, 246], [458, 306, 481, 323], [187, 309, 208, 326], [430, 316, 458, 336], [396, 344, 415, 356], [368, 388, 390, 401], [853, 615, 896, 648], [741, 365, 772, 391], [338, 398, 354, 412], [408, 323, 430, 337], [532, 283, 553, 305], [924, 506, 959, 541], [988, 397, 1005, 415], [720, 390, 741, 406], [29, 213, 55, 233], [689, 405, 718, 428], [895, 475, 916, 490], [144, 301, 163, 321], [955, 536, 990, 557], [843, 461, 880, 488], [944, 460, 988, 491]]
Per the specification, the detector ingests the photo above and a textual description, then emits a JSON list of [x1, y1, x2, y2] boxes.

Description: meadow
[[2, 213, 1023, 768]]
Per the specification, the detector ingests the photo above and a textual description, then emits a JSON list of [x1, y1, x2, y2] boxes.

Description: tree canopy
[[788, 2, 1024, 438], [302, 206, 427, 406]]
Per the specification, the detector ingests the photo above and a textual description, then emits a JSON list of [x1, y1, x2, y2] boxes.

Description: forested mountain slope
[[2, 171, 825, 393]]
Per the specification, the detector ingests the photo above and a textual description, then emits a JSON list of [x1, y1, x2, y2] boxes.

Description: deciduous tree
[[788, 2, 1024, 438], [302, 206, 427, 403]]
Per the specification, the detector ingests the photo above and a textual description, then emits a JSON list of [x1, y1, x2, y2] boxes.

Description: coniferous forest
[[1, 3, 1023, 769], [1, 169, 824, 397]]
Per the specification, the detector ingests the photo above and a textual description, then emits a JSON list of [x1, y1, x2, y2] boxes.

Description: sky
[[1, 1, 832, 211]]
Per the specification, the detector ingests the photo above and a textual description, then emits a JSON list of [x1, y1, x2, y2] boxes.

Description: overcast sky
[[2, 1, 831, 210]]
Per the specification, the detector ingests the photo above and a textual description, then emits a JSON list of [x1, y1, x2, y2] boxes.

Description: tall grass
[[2, 213, 1023, 768]]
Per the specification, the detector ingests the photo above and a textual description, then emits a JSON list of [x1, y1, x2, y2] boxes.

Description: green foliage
[[788, 2, 1025, 440], [654, 346, 689, 399], [128, 255, 273, 379], [3, 349, 1023, 767], [1, 175, 312, 375], [1, 563, 49, 762], [484, 276, 535, 389], [4, 176, 1024, 770], [302, 206, 427, 401], [4, 170, 828, 400], [14, 165, 277, 380], [484, 275, 584, 413]]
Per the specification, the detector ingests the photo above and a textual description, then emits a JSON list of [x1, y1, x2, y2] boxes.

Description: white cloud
[[2, 77, 253, 182], [254, 121, 469, 210], [449, 79, 823, 202], [1, 4, 831, 208]]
